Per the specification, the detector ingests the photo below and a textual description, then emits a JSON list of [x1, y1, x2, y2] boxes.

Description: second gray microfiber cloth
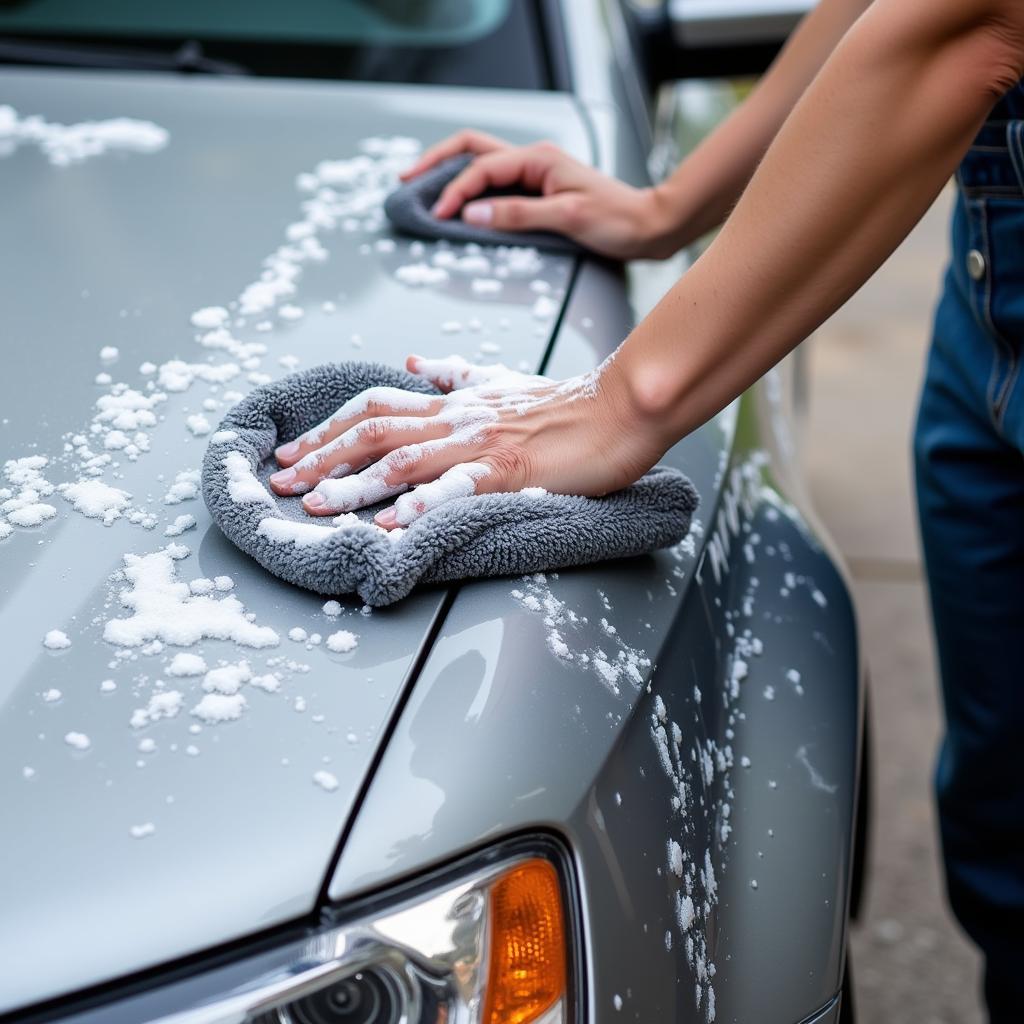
[[202, 361, 698, 607], [384, 154, 585, 255]]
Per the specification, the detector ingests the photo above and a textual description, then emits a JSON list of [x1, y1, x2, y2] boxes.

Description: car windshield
[[0, 0, 554, 88]]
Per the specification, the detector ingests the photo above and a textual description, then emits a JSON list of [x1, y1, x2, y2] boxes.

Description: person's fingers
[[399, 129, 506, 181], [273, 387, 443, 468], [269, 415, 453, 496], [461, 194, 581, 234], [431, 144, 557, 219], [303, 461, 407, 517], [406, 354, 522, 392], [304, 436, 480, 516], [375, 439, 537, 529], [379, 462, 494, 528]]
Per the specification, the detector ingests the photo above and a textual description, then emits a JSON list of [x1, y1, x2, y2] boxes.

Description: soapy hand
[[400, 130, 677, 261], [268, 355, 659, 529]]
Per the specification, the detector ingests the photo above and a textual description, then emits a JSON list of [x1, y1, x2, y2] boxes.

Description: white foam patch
[[250, 673, 281, 693], [191, 692, 246, 723], [510, 576, 650, 696], [202, 661, 251, 694], [164, 513, 196, 537], [185, 414, 211, 437], [2, 455, 57, 531], [59, 480, 130, 524], [163, 469, 200, 505], [103, 548, 279, 649], [190, 306, 229, 329], [256, 517, 346, 547], [129, 690, 183, 729], [166, 652, 207, 677], [394, 262, 449, 287], [0, 105, 168, 166], [158, 360, 239, 394], [7, 504, 57, 527], [43, 629, 71, 650], [223, 452, 275, 507], [326, 630, 358, 654], [668, 838, 684, 877]]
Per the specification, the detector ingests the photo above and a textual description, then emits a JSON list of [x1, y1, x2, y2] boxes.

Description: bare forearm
[[651, 0, 872, 252], [619, 0, 1024, 444]]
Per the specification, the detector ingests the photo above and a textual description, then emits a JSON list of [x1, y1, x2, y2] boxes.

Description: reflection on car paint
[[3, 125, 580, 821]]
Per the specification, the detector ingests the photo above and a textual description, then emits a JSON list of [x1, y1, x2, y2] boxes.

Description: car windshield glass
[[0, 0, 507, 45], [0, 0, 551, 88]]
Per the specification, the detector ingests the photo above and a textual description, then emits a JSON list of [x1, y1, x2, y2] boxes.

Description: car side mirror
[[622, 0, 814, 84]]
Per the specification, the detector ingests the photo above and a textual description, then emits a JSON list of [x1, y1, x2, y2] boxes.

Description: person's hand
[[268, 355, 662, 530], [399, 130, 679, 261]]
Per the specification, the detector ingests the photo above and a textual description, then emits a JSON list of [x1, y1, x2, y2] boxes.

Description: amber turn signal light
[[482, 858, 568, 1024]]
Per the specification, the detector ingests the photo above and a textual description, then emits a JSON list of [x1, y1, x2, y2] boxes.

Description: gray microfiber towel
[[202, 361, 698, 607], [384, 154, 585, 255]]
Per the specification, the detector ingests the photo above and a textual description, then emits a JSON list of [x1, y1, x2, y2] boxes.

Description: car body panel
[[2, 2, 864, 1021], [329, 261, 861, 1024], [0, 67, 586, 1015]]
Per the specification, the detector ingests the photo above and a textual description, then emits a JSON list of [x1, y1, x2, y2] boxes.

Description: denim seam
[[994, 123, 1024, 430], [977, 201, 1016, 428], [998, 348, 1023, 434], [977, 201, 1004, 418]]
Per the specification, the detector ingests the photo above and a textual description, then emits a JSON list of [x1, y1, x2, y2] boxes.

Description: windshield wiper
[[0, 37, 248, 74]]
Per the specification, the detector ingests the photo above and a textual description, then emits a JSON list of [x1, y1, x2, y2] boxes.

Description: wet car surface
[[0, 4, 864, 1023]]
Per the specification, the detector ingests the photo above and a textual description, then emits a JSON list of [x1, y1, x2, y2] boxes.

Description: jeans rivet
[[967, 249, 987, 281]]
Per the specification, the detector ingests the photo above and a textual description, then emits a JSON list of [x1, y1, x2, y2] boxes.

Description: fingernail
[[304, 492, 326, 509], [375, 508, 398, 530], [270, 468, 296, 487], [430, 200, 445, 218], [463, 202, 492, 225], [276, 441, 300, 461]]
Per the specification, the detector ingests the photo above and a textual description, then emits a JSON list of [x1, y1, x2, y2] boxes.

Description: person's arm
[[270, 0, 1024, 527], [650, 0, 873, 249], [615, 0, 1024, 447], [401, 0, 872, 259]]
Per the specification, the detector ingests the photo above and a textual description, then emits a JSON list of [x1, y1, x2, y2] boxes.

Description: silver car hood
[[0, 68, 591, 1015]]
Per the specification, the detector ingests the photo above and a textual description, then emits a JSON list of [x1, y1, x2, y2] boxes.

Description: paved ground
[[801, 187, 986, 1023]]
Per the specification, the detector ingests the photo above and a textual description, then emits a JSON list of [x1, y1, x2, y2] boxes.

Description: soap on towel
[[384, 154, 585, 255], [202, 361, 698, 606]]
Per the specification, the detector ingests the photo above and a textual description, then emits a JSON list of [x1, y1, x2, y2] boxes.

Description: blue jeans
[[915, 86, 1024, 1021]]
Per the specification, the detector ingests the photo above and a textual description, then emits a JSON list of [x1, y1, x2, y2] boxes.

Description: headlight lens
[[152, 852, 572, 1024], [252, 969, 401, 1024]]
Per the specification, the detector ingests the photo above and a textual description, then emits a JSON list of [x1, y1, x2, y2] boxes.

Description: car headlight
[[154, 851, 573, 1024]]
